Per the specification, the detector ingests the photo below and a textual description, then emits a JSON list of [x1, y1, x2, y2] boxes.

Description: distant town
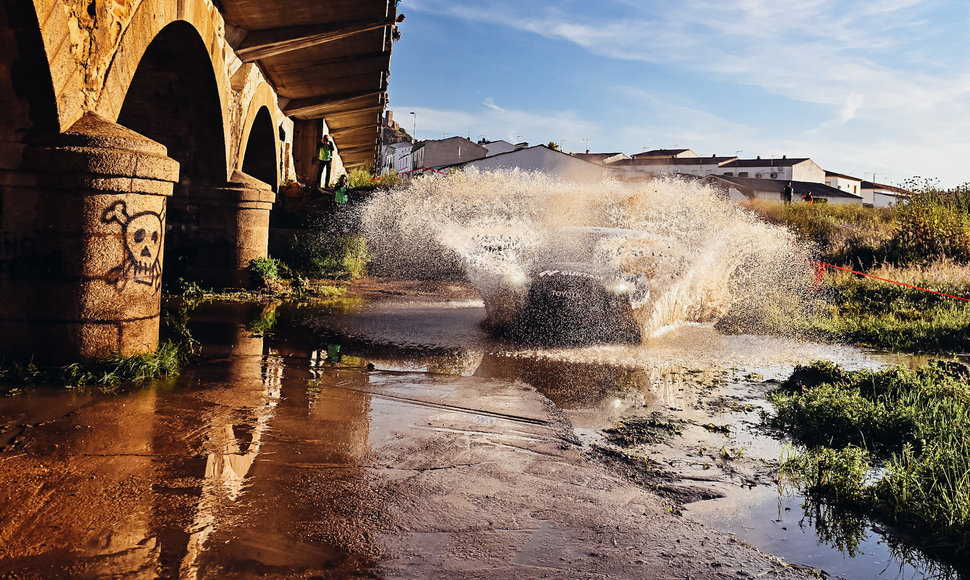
[[379, 111, 911, 208]]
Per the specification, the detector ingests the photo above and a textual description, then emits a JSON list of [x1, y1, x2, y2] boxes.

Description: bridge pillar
[[0, 113, 178, 362], [168, 171, 275, 288]]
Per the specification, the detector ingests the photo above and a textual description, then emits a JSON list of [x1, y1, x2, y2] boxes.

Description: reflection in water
[[0, 303, 376, 578], [0, 298, 962, 578]]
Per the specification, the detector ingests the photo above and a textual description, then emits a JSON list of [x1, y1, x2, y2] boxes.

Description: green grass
[[769, 360, 970, 558], [808, 267, 970, 351], [0, 340, 190, 394]]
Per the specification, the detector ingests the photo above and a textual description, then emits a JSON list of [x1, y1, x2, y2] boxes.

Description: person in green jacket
[[316, 134, 334, 188], [333, 174, 349, 204]]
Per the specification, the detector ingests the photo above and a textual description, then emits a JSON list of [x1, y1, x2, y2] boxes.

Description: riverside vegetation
[[770, 360, 970, 570], [759, 178, 970, 569], [750, 178, 970, 351]]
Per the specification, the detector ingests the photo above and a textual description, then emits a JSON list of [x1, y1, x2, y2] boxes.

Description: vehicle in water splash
[[475, 227, 651, 346]]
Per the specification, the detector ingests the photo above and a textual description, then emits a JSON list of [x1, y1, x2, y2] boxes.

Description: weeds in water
[[603, 413, 686, 447], [769, 360, 970, 566], [1, 340, 189, 393]]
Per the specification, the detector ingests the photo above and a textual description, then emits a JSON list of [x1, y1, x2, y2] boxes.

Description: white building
[[825, 170, 864, 198], [861, 181, 911, 208], [448, 145, 604, 181], [379, 141, 413, 175], [718, 157, 825, 183]]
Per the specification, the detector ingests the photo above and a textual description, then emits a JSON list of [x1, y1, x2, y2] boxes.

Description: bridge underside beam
[[221, 0, 397, 171], [235, 18, 395, 62]]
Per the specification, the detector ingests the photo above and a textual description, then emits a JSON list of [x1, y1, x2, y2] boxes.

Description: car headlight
[[508, 271, 528, 286], [612, 281, 632, 294]]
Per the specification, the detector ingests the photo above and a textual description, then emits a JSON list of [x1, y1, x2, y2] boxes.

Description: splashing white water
[[361, 169, 816, 341]]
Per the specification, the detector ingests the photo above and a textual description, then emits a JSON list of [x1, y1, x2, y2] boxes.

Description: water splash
[[360, 169, 817, 342]]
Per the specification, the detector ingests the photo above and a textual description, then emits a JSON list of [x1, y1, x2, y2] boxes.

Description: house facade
[[825, 171, 863, 198], [450, 145, 604, 181], [411, 136, 488, 170], [861, 181, 911, 208], [718, 157, 825, 183], [379, 141, 413, 175]]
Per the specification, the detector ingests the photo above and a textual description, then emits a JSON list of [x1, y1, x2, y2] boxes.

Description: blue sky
[[387, 0, 970, 187]]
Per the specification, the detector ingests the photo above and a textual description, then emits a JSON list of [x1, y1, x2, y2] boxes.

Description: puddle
[[299, 285, 963, 578], [0, 293, 963, 578]]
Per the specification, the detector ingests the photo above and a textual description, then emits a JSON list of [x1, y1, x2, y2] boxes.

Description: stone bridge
[[1, 0, 398, 361]]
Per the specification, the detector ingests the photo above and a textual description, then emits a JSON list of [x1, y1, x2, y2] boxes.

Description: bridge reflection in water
[[0, 303, 375, 578]]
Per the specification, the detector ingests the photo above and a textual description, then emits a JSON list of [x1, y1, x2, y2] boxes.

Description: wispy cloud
[[483, 97, 505, 112], [402, 102, 599, 147]]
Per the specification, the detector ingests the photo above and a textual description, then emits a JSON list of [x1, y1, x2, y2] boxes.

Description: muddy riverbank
[[0, 278, 954, 578]]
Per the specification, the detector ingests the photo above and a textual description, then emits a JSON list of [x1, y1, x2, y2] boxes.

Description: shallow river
[[0, 285, 962, 578]]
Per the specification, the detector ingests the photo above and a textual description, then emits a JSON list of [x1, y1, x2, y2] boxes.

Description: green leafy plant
[[247, 256, 282, 287], [285, 231, 368, 279]]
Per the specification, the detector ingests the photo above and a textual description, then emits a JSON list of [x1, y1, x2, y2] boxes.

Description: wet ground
[[0, 279, 961, 578]]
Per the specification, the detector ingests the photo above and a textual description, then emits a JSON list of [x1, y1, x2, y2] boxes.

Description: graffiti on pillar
[[102, 201, 164, 292]]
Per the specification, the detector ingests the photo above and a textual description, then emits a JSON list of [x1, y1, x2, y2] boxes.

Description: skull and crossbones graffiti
[[102, 200, 164, 292]]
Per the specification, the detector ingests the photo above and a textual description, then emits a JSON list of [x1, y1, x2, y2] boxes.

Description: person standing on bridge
[[317, 134, 334, 189]]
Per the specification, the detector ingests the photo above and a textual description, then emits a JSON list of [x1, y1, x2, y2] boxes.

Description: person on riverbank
[[316, 135, 334, 189], [802, 191, 814, 204], [334, 174, 349, 205], [783, 182, 793, 205]]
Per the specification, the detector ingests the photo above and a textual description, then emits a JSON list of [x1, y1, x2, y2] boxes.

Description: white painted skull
[[125, 212, 162, 274]]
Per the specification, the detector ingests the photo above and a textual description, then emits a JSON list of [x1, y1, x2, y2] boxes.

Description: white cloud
[[397, 103, 600, 149], [483, 97, 505, 112], [405, 0, 970, 185]]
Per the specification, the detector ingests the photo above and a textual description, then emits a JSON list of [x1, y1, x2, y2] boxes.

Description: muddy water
[[299, 283, 961, 579], [0, 292, 959, 578]]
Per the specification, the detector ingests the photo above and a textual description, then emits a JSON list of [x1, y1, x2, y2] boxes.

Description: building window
[[723, 172, 733, 176], [739, 172, 748, 177], [770, 172, 777, 179]]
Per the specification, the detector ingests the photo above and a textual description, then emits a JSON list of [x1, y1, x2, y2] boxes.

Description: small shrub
[[285, 231, 369, 279], [248, 256, 281, 287]]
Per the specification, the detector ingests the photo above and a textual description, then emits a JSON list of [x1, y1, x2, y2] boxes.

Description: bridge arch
[[0, 2, 60, 139], [115, 20, 229, 189], [238, 83, 281, 192], [94, 0, 232, 182]]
